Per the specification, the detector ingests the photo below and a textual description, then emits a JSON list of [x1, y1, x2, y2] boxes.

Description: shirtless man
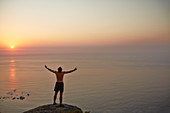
[[44, 65, 77, 106]]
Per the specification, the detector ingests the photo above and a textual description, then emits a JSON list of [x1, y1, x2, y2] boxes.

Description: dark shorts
[[54, 82, 64, 93]]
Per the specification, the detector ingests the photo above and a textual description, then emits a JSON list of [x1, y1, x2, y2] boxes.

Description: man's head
[[58, 67, 62, 72]]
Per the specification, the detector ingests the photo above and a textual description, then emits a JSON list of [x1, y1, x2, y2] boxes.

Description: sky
[[0, 0, 170, 48]]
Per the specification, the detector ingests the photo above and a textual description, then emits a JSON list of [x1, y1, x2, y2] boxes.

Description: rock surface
[[24, 104, 83, 113]]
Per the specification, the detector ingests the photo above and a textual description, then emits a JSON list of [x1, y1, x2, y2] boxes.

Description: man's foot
[[53, 102, 56, 105], [59, 104, 64, 107]]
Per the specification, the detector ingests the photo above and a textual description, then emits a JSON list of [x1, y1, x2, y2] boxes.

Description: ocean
[[0, 46, 170, 113]]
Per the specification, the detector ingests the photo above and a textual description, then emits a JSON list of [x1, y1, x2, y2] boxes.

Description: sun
[[10, 46, 14, 49]]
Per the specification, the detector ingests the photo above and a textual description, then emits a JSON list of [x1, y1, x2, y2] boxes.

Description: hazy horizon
[[0, 43, 169, 55]]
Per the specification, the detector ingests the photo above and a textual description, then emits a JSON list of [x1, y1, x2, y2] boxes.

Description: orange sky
[[0, 0, 170, 48]]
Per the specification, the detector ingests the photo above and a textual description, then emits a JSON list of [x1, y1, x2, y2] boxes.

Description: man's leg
[[60, 92, 63, 106], [53, 91, 58, 105]]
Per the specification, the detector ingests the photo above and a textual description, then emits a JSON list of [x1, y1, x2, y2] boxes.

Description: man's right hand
[[45, 65, 47, 68]]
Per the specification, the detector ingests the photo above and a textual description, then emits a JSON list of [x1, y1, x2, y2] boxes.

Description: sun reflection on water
[[9, 59, 17, 90]]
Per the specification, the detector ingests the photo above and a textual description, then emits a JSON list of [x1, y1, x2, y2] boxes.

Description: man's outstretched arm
[[64, 68, 77, 74], [44, 65, 56, 73]]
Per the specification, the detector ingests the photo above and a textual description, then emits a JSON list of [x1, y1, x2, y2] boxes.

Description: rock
[[12, 97, 16, 100], [19, 96, 25, 100], [13, 89, 17, 92], [24, 104, 83, 113], [6, 92, 13, 95]]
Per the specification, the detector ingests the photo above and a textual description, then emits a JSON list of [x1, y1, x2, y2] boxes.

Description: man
[[44, 65, 77, 107]]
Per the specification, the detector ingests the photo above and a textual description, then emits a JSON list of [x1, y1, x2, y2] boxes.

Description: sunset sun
[[10, 46, 14, 49]]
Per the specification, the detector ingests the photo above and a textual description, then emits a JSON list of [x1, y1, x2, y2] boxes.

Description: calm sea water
[[0, 46, 170, 113]]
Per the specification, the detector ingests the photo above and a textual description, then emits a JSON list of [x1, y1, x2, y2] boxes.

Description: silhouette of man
[[44, 65, 77, 107]]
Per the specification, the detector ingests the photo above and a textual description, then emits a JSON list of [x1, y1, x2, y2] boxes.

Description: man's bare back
[[45, 65, 77, 82], [55, 72, 64, 82], [44, 65, 77, 106]]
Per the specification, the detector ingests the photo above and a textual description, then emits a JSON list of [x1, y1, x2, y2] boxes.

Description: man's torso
[[55, 72, 64, 82]]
